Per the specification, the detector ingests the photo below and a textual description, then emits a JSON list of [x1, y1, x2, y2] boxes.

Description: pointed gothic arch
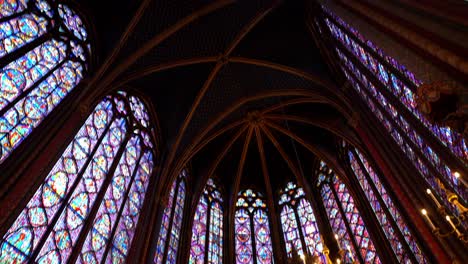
[[0, 91, 157, 263]]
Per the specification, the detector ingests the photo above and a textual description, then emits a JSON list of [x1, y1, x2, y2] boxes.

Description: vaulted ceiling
[[78, 0, 362, 195]]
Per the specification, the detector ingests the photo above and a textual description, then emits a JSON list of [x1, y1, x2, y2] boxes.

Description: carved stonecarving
[[416, 81, 467, 139]]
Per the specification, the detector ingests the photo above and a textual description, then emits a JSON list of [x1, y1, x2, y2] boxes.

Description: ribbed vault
[[80, 0, 362, 253]]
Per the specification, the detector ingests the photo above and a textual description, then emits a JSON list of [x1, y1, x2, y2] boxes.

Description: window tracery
[[348, 148, 427, 263], [0, 91, 155, 264], [317, 162, 380, 264], [154, 170, 187, 264], [235, 189, 273, 264], [0, 0, 90, 164], [278, 182, 323, 260], [319, 7, 467, 205], [189, 179, 223, 264]]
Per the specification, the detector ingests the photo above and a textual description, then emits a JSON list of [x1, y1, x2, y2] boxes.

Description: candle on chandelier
[[454, 171, 468, 187], [300, 254, 306, 264], [421, 209, 436, 230], [346, 245, 354, 262], [426, 189, 442, 208], [334, 234, 342, 251], [446, 215, 462, 237]]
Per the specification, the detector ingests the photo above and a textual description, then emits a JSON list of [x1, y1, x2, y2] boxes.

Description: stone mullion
[[341, 159, 400, 264], [329, 182, 365, 264], [310, 182, 340, 260], [226, 189, 234, 264], [99, 149, 145, 263], [331, 18, 467, 174], [203, 197, 212, 264], [0, 85, 86, 228], [0, 31, 52, 69], [341, 62, 462, 204], [249, 211, 259, 264], [174, 177, 192, 264], [67, 132, 132, 263], [350, 149, 420, 264], [292, 204, 308, 256], [322, 11, 418, 91], [0, 58, 67, 118], [26, 114, 117, 261], [161, 179, 181, 264], [357, 107, 465, 263]]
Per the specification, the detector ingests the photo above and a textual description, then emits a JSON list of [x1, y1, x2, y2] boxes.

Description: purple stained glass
[[235, 189, 272, 264], [0, 91, 156, 264], [208, 202, 223, 264], [322, 9, 467, 202], [57, 4, 87, 41], [350, 150, 427, 263], [297, 199, 323, 256], [167, 180, 185, 263], [129, 95, 150, 128], [0, 0, 28, 19], [154, 179, 178, 264], [279, 182, 323, 259], [189, 179, 223, 264], [0, 1, 89, 165], [0, 14, 48, 58], [254, 210, 273, 264], [336, 43, 467, 203], [235, 209, 253, 264], [321, 184, 357, 264], [318, 162, 381, 264], [0, 99, 113, 262], [35, 117, 127, 263], [190, 197, 208, 264], [107, 150, 154, 263], [280, 205, 303, 257], [78, 136, 142, 264]]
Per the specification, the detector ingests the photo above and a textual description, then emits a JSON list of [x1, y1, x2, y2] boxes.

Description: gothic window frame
[[0, 90, 158, 264], [188, 178, 224, 264], [0, 0, 94, 168], [346, 146, 427, 263], [316, 161, 381, 264], [234, 189, 274, 264], [317, 6, 467, 206], [154, 169, 187, 264], [278, 181, 324, 260]]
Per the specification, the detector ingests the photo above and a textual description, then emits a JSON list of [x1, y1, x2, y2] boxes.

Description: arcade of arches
[[0, 0, 467, 263]]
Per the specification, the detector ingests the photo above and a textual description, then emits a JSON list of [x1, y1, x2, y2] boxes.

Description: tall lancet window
[[154, 170, 187, 264], [348, 148, 427, 263], [189, 179, 223, 264], [235, 189, 273, 264], [0, 92, 156, 264], [278, 182, 323, 259], [317, 162, 380, 264], [0, 0, 90, 163], [319, 7, 467, 204]]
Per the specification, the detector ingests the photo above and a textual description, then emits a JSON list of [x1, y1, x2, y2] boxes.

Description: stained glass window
[[278, 182, 323, 260], [348, 148, 427, 263], [235, 189, 273, 264], [189, 179, 223, 264], [317, 162, 381, 264], [0, 0, 90, 164], [319, 7, 467, 205], [154, 170, 187, 264], [0, 92, 156, 264]]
